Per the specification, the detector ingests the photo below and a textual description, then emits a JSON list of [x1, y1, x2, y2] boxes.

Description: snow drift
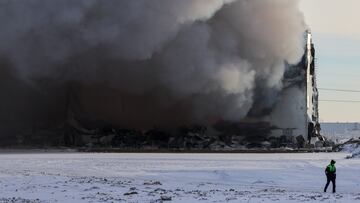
[[342, 142, 360, 159]]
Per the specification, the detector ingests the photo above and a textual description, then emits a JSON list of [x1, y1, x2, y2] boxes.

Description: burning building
[[266, 31, 322, 147], [0, 1, 322, 149]]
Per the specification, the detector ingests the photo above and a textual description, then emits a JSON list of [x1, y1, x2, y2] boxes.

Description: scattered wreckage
[[14, 117, 334, 151]]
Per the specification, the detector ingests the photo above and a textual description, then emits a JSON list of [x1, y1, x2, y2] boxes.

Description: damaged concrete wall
[[266, 31, 320, 147]]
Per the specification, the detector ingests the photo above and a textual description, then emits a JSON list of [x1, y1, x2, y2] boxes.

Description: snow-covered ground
[[0, 152, 359, 203]]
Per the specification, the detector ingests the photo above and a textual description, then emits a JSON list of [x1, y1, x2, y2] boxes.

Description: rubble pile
[[13, 119, 310, 150], [213, 121, 274, 148]]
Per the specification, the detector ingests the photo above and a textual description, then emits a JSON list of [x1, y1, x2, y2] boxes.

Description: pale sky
[[300, 0, 360, 122]]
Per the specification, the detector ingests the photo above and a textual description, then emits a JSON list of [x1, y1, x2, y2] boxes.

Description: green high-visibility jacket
[[325, 164, 336, 175]]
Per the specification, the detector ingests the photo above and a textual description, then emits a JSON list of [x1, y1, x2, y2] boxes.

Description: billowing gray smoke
[[0, 0, 306, 132]]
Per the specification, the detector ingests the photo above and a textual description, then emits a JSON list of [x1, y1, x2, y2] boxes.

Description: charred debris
[[13, 119, 333, 151], [13, 121, 300, 150]]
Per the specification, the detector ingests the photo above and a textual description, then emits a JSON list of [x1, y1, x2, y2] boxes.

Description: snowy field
[[0, 152, 359, 203]]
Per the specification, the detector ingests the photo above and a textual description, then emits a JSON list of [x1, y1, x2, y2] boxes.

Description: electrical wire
[[318, 88, 360, 93], [318, 88, 360, 103], [320, 99, 360, 103]]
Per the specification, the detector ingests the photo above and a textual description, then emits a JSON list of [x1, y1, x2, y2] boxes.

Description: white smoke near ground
[[267, 87, 306, 129], [0, 0, 306, 128]]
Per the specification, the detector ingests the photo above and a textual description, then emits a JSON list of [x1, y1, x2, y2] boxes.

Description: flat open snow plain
[[0, 152, 359, 203]]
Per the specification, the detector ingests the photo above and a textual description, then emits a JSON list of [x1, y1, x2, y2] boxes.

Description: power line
[[318, 88, 360, 93], [320, 99, 360, 103]]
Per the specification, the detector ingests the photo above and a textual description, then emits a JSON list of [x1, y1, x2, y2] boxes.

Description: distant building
[[321, 122, 360, 143]]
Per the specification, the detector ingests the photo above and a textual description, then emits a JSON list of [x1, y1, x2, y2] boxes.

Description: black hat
[[330, 160, 336, 164]]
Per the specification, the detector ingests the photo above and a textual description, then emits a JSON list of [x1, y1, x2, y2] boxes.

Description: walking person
[[324, 160, 336, 193]]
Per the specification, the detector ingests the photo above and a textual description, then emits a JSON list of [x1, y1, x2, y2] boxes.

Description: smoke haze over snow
[[0, 0, 306, 130]]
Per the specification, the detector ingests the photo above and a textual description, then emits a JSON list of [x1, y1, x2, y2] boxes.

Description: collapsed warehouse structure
[[0, 1, 330, 149], [2, 31, 325, 149]]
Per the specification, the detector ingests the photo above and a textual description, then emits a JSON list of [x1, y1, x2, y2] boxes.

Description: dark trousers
[[324, 175, 336, 193]]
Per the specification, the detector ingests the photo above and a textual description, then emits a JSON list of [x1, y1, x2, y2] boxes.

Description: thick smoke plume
[[0, 0, 306, 131]]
